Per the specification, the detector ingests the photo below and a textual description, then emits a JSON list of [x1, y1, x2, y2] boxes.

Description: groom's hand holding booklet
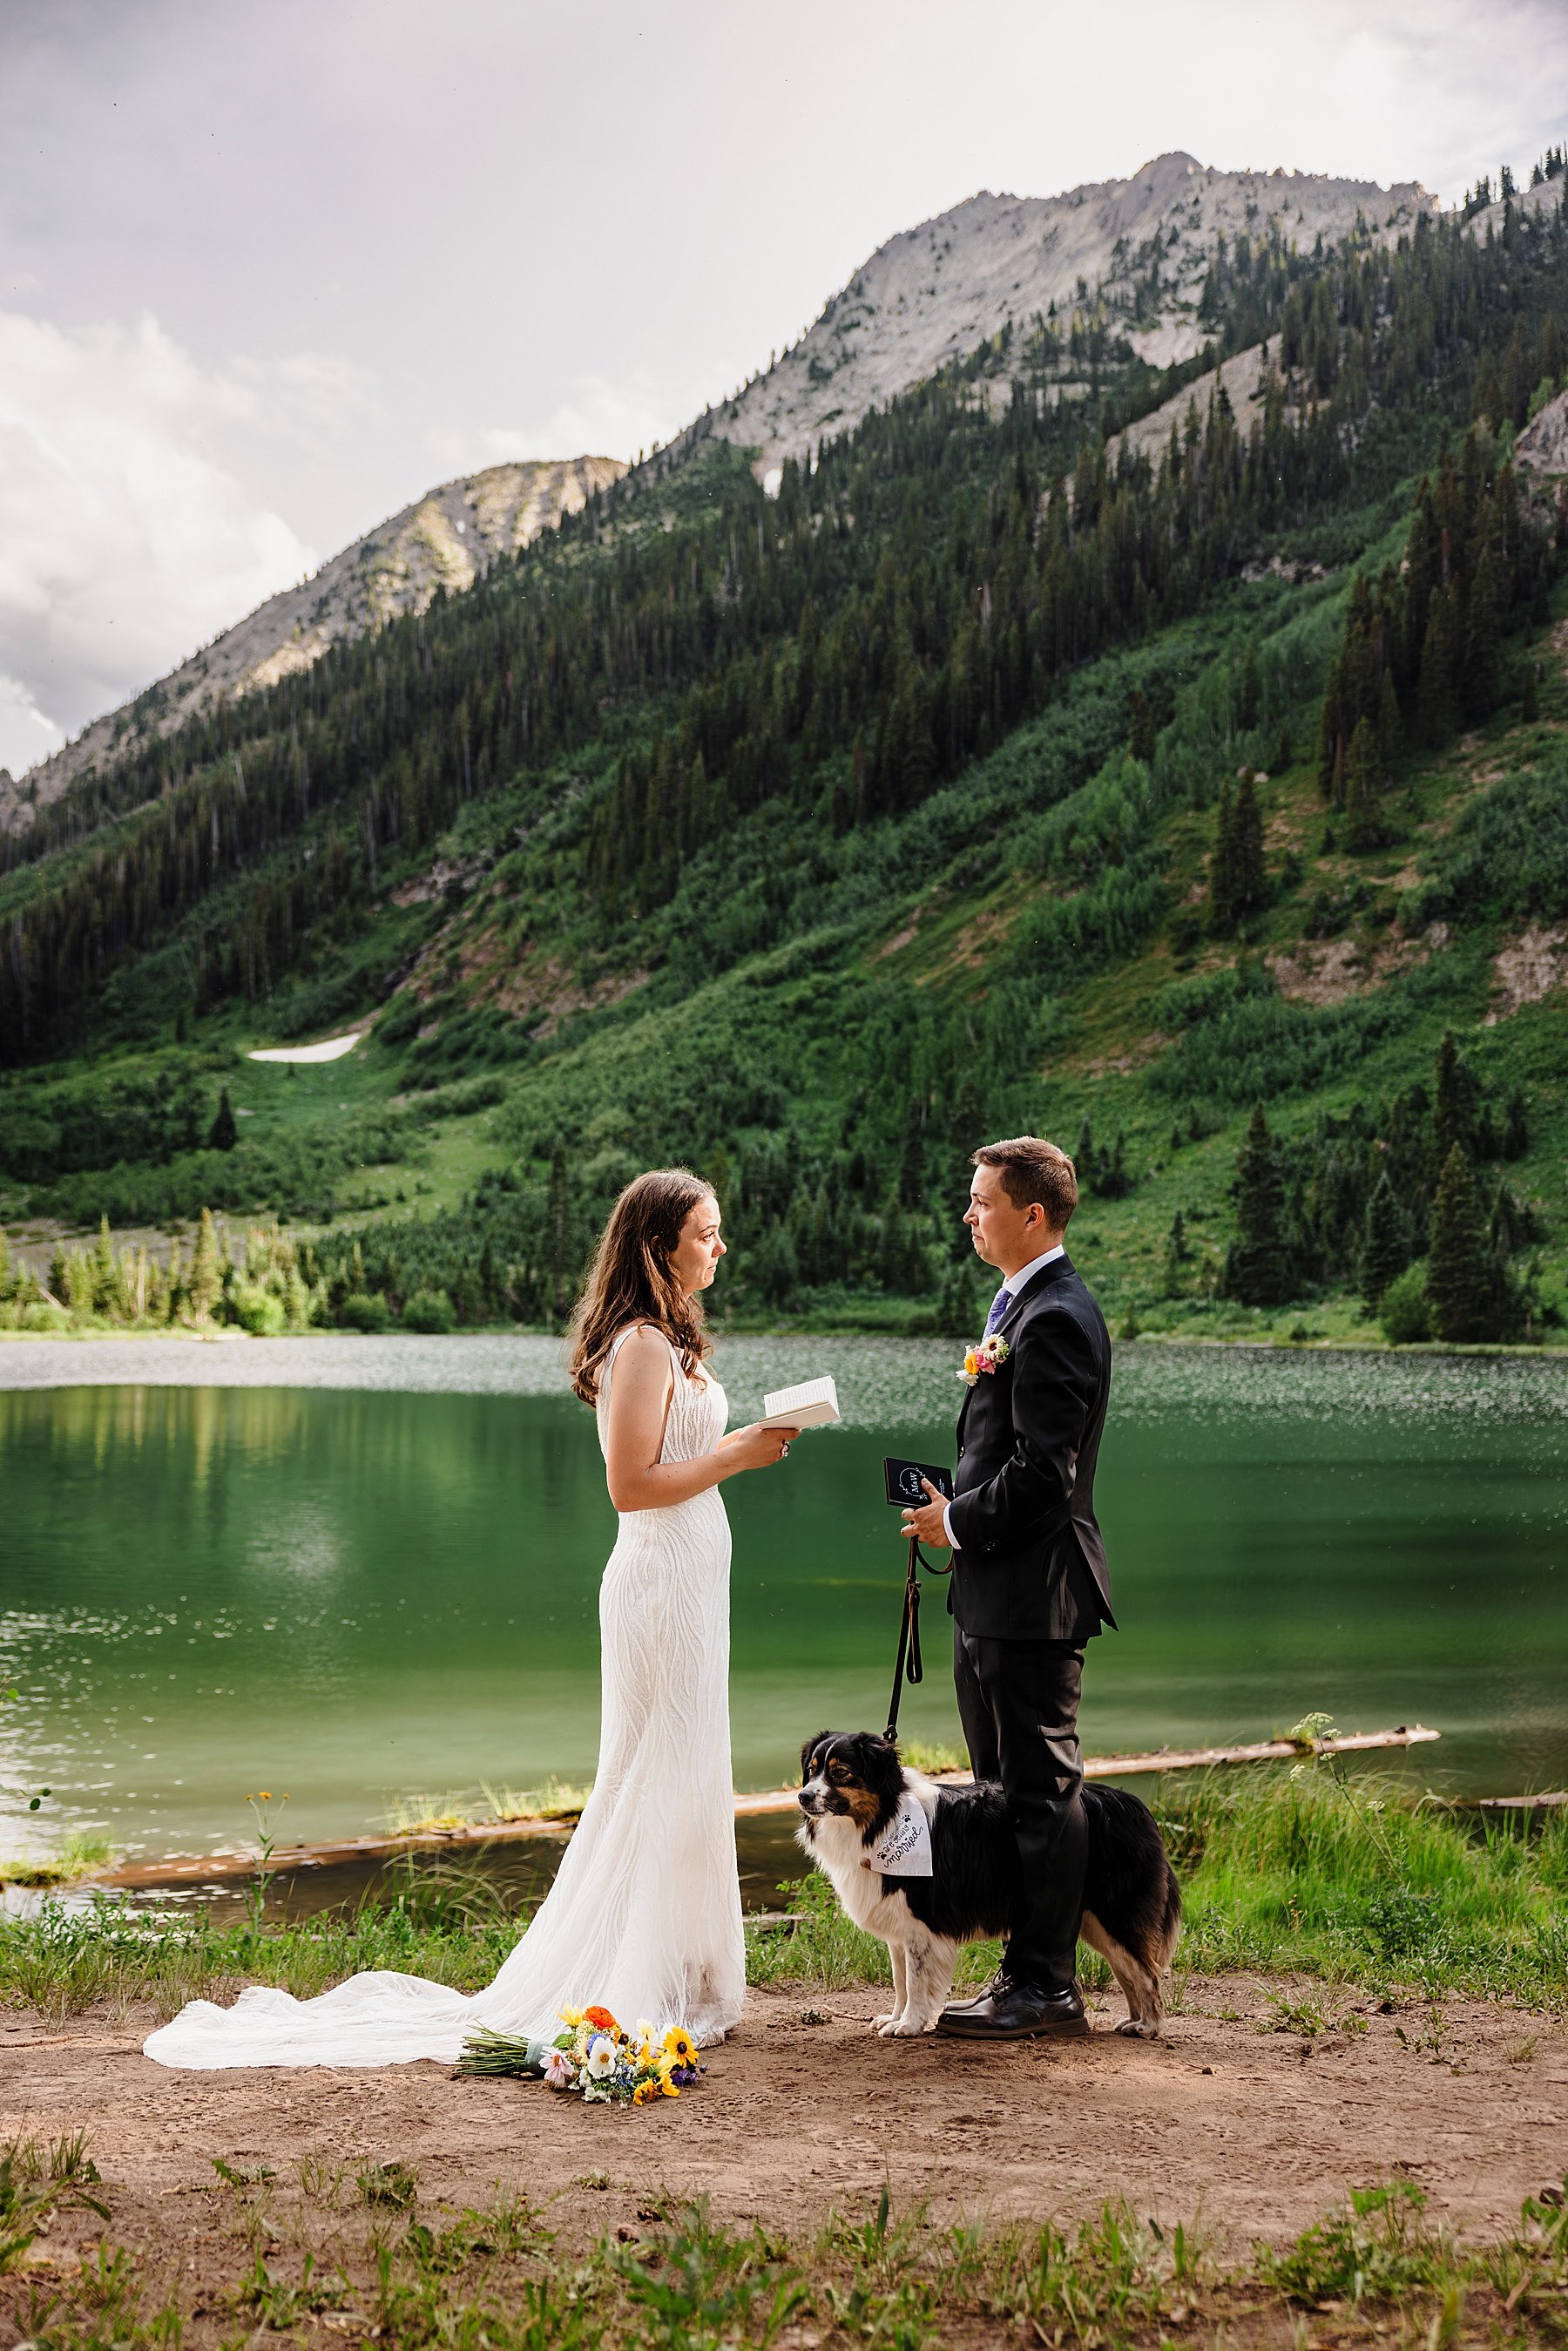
[[759, 1375, 840, 1431]]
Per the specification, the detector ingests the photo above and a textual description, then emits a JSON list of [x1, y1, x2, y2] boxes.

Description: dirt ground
[[3, 1976, 1565, 2258]]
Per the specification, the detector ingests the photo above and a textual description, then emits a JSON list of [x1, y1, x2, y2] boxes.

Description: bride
[[144, 1168, 794, 2068]]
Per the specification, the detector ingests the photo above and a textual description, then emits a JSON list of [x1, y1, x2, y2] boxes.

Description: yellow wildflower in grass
[[662, 2026, 697, 2067]]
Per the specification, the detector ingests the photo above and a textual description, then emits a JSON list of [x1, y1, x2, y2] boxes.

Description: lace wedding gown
[[144, 1327, 747, 2067]]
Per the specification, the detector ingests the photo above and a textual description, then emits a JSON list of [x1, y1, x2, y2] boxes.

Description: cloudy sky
[[2, 0, 1565, 777]]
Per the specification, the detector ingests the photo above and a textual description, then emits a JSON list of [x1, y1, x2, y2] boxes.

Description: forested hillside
[[3, 167, 1568, 1348]]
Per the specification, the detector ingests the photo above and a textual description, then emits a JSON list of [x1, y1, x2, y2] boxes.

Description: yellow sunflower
[[662, 2026, 697, 2066]]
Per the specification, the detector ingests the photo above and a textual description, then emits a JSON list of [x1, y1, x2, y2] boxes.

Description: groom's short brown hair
[[972, 1135, 1078, 1230]]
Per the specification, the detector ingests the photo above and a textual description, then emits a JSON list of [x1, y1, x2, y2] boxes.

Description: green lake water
[[2, 1336, 1565, 1863]]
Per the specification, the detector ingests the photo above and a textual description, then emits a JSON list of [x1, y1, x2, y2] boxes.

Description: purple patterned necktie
[[984, 1287, 1012, 1337]]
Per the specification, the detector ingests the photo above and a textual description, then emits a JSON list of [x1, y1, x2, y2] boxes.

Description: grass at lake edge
[[3, 1769, 1565, 2025]]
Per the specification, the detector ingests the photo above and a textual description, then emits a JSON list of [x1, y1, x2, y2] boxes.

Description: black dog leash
[[885, 1533, 952, 1744]]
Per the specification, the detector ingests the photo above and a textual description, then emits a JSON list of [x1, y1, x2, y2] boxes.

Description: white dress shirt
[[941, 1244, 1066, 1547]]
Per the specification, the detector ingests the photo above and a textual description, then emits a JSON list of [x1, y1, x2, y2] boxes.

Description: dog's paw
[[884, 2016, 936, 2037], [871, 2013, 898, 2034], [1115, 2016, 1161, 2039]]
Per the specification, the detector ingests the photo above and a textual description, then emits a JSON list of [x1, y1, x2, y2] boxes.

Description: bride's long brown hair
[[568, 1167, 717, 1405]]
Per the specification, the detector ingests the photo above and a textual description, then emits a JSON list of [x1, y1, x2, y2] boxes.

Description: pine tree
[[1426, 1143, 1497, 1340], [1238, 642, 1260, 729], [1128, 688, 1155, 762], [187, 1209, 220, 1325], [1502, 1087, 1529, 1160], [209, 1087, 238, 1151], [1074, 1115, 1097, 1187], [1160, 1209, 1190, 1297], [1360, 1168, 1408, 1309], [91, 1215, 117, 1313], [547, 1141, 571, 1325], [1462, 531, 1503, 717], [1315, 689, 1341, 802], [1344, 716, 1382, 850], [45, 1242, 71, 1311], [1431, 1031, 1477, 1177], [1226, 1105, 1295, 1305], [1473, 351, 1503, 426], [1522, 660, 1540, 722], [1233, 773, 1266, 911], [1208, 780, 1240, 932], [1377, 667, 1402, 773], [1417, 588, 1460, 746]]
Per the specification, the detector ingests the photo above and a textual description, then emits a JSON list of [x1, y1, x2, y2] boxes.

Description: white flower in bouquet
[[584, 2034, 617, 2081]]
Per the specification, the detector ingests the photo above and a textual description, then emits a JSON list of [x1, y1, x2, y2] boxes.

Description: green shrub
[[339, 1291, 390, 1333], [402, 1288, 456, 1334], [3, 1301, 71, 1333], [1380, 1262, 1431, 1344], [231, 1282, 287, 1337]]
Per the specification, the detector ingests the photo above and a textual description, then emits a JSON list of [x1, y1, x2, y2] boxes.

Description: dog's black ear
[[856, 1731, 905, 1793], [801, 1731, 835, 1779]]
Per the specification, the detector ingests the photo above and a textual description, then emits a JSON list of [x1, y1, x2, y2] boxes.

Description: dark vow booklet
[[882, 1457, 955, 1508]]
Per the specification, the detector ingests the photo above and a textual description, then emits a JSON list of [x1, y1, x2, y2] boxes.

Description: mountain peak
[[3, 452, 625, 830], [703, 155, 1436, 476]]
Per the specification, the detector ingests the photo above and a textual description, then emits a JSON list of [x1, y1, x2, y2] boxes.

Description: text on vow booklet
[[760, 1376, 841, 1430]]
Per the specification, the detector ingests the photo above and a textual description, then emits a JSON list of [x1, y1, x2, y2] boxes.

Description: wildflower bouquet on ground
[[456, 2006, 702, 2104]]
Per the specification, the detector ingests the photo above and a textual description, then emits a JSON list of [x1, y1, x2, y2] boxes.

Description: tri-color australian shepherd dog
[[796, 1731, 1182, 2039]]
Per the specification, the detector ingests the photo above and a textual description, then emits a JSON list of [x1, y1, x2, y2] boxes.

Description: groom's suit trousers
[[953, 1628, 1087, 1991]]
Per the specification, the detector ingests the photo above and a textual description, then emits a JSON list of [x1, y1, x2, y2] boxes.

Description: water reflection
[[2, 1339, 1565, 1864]]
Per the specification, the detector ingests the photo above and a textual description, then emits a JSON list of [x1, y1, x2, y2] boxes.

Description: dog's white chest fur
[[796, 1774, 955, 2032]]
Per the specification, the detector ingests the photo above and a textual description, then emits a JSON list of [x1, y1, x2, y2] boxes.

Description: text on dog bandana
[[865, 1792, 934, 1876]]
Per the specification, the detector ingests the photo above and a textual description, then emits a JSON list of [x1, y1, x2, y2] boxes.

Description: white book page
[[759, 1375, 841, 1430]]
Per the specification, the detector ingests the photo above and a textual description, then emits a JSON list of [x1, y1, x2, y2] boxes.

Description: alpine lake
[[3, 1335, 1565, 1912]]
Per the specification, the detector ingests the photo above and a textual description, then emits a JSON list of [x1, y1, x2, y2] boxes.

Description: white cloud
[[422, 367, 679, 481], [0, 309, 369, 776], [0, 672, 64, 780]]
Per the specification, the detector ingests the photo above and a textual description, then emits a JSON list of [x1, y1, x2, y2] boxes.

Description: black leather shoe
[[936, 1982, 1089, 2040], [944, 1969, 1018, 2013]]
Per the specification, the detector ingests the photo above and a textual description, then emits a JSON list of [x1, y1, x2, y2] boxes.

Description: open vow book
[[759, 1376, 841, 1431]]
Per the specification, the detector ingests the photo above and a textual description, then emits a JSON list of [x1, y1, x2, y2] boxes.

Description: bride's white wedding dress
[[144, 1326, 746, 2067]]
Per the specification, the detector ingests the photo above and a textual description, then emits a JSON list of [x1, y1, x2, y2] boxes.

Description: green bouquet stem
[[453, 2028, 549, 2077]]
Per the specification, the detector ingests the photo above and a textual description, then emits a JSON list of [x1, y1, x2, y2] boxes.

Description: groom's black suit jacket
[[947, 1254, 1115, 1643]]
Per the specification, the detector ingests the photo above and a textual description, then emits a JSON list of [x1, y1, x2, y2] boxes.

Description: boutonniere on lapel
[[957, 1334, 1010, 1387]]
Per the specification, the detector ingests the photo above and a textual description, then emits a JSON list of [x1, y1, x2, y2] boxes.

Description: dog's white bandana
[[864, 1792, 934, 1876]]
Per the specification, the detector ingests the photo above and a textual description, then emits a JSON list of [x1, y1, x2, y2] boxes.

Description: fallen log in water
[[734, 1723, 1442, 1813], [1445, 1789, 1568, 1812], [74, 1723, 1441, 1893]]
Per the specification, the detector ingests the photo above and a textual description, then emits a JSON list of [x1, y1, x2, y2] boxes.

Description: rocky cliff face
[[701, 152, 1436, 478], [2, 454, 625, 830]]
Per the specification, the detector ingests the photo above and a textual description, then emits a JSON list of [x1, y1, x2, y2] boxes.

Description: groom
[[901, 1135, 1114, 2040]]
